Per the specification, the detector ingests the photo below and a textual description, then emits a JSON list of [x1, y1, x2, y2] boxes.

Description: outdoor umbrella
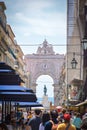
[[0, 85, 25, 92], [0, 86, 37, 123], [0, 91, 37, 102], [56, 106, 62, 112], [0, 91, 37, 121], [14, 102, 43, 107], [0, 69, 12, 73], [56, 106, 62, 109], [0, 85, 34, 93], [0, 62, 15, 72], [0, 62, 25, 85], [0, 73, 24, 85], [0, 62, 38, 122], [24, 87, 34, 93]]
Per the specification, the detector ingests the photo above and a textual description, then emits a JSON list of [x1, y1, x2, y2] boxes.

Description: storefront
[[69, 78, 84, 103]]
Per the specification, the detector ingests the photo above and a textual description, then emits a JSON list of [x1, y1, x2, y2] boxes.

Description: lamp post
[[71, 38, 87, 69], [71, 52, 78, 69], [82, 38, 87, 50]]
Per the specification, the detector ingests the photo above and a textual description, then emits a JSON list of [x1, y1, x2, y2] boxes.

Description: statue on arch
[[44, 85, 47, 96]]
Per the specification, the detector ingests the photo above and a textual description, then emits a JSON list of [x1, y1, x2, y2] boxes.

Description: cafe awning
[[0, 73, 24, 85], [75, 100, 87, 107], [0, 85, 37, 102], [14, 102, 43, 107], [70, 78, 84, 86], [0, 69, 12, 72], [0, 91, 37, 102], [0, 85, 25, 92], [0, 62, 15, 72], [0, 62, 25, 84], [0, 85, 34, 93]]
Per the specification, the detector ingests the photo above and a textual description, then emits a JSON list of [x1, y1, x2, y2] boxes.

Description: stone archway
[[36, 75, 54, 97], [24, 40, 65, 105]]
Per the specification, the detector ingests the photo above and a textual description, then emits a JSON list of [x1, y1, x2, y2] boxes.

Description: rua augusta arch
[[24, 40, 65, 105]]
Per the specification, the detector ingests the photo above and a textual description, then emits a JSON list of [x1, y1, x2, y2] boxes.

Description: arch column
[[53, 84, 59, 106]]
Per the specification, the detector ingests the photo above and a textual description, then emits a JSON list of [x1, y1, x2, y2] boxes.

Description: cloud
[[5, 0, 55, 16], [4, 0, 66, 54], [13, 11, 66, 37], [10, 0, 55, 12], [5, 0, 66, 37]]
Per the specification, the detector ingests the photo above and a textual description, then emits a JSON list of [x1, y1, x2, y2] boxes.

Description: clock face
[[43, 64, 47, 69]]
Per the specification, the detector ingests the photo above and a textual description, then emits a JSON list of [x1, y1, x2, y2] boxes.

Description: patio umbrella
[[56, 106, 62, 112], [0, 62, 15, 72], [0, 85, 25, 92], [0, 85, 34, 93], [0, 69, 12, 73], [0, 91, 37, 102], [56, 106, 62, 109], [0, 62, 37, 122], [0, 73, 24, 85], [0, 91, 37, 123], [0, 62, 25, 85], [14, 102, 43, 107]]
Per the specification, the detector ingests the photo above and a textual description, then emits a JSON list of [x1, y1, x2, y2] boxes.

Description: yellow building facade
[[0, 2, 28, 87]]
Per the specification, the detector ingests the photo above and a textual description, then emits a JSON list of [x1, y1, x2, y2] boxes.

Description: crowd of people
[[0, 107, 87, 130], [25, 107, 87, 130]]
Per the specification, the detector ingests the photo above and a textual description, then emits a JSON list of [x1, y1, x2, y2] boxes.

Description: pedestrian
[[0, 123, 8, 130], [72, 112, 82, 130], [27, 109, 42, 130], [80, 107, 87, 130], [39, 111, 50, 130], [71, 111, 77, 124], [59, 108, 67, 123], [57, 112, 76, 130], [44, 110, 58, 130], [82, 107, 87, 119]]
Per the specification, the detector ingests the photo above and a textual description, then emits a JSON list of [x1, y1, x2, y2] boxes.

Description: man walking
[[27, 109, 42, 130]]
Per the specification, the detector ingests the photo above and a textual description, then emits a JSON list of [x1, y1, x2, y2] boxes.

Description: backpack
[[81, 116, 87, 129]]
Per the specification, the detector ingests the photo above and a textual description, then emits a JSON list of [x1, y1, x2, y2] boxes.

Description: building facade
[[67, 0, 87, 104], [24, 39, 65, 106], [0, 2, 27, 86]]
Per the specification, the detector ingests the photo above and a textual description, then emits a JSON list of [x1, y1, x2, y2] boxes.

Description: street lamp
[[82, 38, 87, 50], [71, 52, 78, 69], [71, 38, 87, 69]]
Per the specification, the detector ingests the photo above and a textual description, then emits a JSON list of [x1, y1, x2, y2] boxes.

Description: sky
[[2, 0, 67, 54], [36, 75, 54, 98], [2, 0, 67, 100]]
